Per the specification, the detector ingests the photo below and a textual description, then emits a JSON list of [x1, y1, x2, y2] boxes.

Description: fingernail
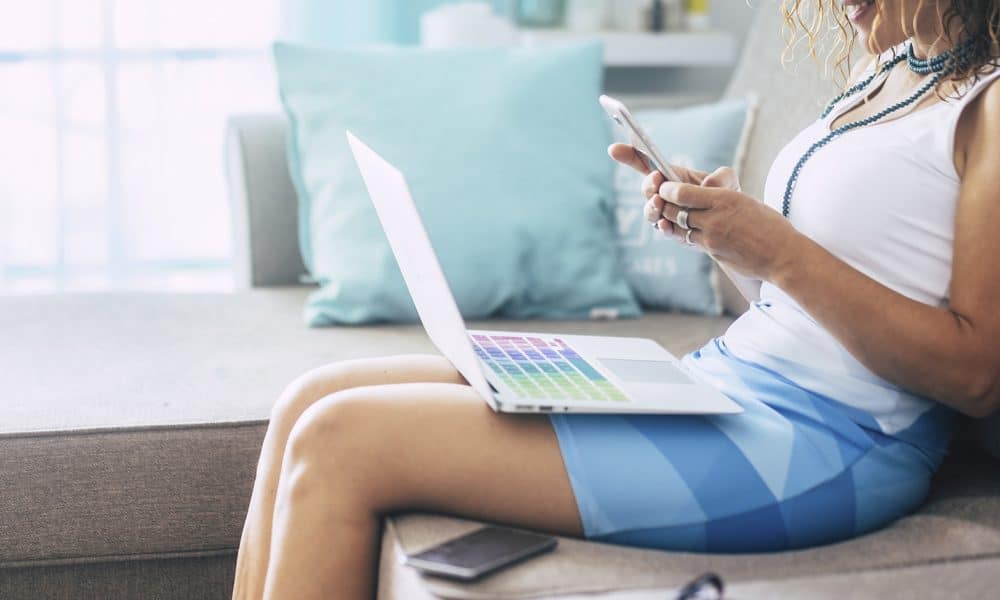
[[659, 183, 673, 200]]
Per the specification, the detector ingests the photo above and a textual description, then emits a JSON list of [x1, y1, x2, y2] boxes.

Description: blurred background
[[0, 0, 751, 295]]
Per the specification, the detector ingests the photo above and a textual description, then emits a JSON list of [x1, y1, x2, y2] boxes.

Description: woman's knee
[[269, 363, 352, 426], [269, 354, 458, 427], [280, 390, 389, 507]]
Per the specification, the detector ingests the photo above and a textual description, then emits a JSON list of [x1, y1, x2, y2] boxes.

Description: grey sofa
[[3, 7, 1000, 599]]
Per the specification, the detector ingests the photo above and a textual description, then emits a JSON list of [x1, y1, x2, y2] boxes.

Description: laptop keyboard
[[470, 334, 628, 402]]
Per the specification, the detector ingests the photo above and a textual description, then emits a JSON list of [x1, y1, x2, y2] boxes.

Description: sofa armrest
[[225, 114, 307, 288]]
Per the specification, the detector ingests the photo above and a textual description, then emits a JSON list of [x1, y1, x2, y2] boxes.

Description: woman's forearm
[[716, 261, 762, 303], [772, 234, 998, 417]]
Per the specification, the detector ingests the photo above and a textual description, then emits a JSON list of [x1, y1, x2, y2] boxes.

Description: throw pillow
[[274, 42, 640, 325]]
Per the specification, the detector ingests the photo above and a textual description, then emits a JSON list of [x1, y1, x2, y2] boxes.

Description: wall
[[607, 1, 758, 100], [280, 0, 502, 45], [280, 0, 759, 99]]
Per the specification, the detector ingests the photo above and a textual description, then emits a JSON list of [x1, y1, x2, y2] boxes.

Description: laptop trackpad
[[598, 358, 693, 385]]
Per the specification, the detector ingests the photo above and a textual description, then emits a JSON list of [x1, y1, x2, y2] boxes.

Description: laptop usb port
[[539, 406, 553, 412]]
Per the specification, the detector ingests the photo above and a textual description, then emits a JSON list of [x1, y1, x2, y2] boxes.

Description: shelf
[[518, 30, 736, 67]]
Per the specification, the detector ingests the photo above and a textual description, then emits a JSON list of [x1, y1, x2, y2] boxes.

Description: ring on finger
[[677, 209, 690, 230], [685, 229, 695, 246]]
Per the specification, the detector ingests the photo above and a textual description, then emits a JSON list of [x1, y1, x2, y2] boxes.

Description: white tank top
[[723, 48, 1000, 446]]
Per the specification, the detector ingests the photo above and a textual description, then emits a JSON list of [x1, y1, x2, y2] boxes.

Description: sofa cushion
[[275, 41, 641, 326], [5, 289, 999, 600], [383, 445, 1000, 599], [0, 289, 732, 566], [501, 557, 1000, 599]]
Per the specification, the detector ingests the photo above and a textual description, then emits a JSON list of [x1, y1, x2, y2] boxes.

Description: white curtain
[[0, 0, 281, 293]]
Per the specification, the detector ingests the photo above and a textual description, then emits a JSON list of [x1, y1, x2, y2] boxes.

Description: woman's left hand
[[654, 168, 805, 282]]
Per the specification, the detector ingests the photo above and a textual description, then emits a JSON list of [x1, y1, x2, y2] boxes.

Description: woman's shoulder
[[953, 67, 1000, 113], [952, 68, 1000, 177], [961, 67, 1000, 117]]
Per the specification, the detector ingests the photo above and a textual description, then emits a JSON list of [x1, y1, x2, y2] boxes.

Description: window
[[0, 0, 281, 293]]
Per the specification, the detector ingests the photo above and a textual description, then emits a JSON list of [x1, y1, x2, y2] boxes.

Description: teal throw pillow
[[275, 42, 640, 326], [613, 98, 755, 315]]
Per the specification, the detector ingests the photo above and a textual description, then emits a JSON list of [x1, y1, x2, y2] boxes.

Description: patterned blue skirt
[[548, 338, 947, 553]]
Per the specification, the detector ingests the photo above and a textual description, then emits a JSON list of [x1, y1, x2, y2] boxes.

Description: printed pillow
[[274, 42, 640, 325], [613, 97, 756, 315]]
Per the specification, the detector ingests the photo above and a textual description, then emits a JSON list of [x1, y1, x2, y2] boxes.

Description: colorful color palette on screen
[[470, 334, 628, 402]]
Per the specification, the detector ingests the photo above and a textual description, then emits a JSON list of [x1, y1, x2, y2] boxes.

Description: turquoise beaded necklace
[[781, 39, 977, 219]]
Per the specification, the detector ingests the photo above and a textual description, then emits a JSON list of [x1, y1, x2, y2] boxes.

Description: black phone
[[402, 526, 558, 581]]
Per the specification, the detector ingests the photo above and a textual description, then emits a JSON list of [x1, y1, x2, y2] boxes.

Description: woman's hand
[[609, 143, 805, 283], [608, 142, 709, 190]]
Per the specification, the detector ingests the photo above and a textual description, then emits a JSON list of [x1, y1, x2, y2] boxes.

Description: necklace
[[780, 39, 975, 219]]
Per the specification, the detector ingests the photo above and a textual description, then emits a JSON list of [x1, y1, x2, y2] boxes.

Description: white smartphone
[[599, 94, 683, 181], [403, 526, 558, 581]]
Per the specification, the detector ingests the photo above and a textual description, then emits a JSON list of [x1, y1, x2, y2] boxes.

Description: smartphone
[[599, 94, 683, 182], [403, 526, 558, 581]]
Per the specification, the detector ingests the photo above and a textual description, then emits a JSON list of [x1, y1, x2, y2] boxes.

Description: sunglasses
[[675, 572, 725, 600]]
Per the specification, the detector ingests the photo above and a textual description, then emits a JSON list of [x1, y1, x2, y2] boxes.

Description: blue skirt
[[548, 338, 946, 553]]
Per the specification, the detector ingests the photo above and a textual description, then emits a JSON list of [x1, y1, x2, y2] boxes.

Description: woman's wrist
[[767, 230, 816, 288]]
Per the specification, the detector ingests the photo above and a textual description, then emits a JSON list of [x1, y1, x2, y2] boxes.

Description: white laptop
[[346, 132, 742, 415]]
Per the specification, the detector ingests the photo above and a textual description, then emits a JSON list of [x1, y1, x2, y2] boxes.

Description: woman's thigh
[[286, 381, 584, 536]]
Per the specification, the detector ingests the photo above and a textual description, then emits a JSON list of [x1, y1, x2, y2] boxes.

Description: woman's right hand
[[608, 143, 738, 240], [609, 142, 762, 302], [609, 142, 708, 186]]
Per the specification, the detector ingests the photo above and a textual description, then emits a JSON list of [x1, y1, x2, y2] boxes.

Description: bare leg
[[262, 382, 582, 600], [232, 355, 465, 600]]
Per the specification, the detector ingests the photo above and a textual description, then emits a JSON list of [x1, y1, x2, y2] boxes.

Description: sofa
[[4, 7, 1000, 599]]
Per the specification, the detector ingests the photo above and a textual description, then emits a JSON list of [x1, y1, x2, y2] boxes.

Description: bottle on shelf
[[645, 0, 688, 32], [661, 0, 685, 31], [647, 0, 664, 32], [685, 0, 711, 31]]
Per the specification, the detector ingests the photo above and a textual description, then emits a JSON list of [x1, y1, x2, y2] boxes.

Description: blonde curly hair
[[779, 0, 999, 95]]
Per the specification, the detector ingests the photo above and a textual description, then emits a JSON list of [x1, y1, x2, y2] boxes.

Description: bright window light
[[0, 0, 281, 293]]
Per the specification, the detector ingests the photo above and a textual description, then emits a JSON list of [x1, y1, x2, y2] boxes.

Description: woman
[[233, 1, 1000, 598]]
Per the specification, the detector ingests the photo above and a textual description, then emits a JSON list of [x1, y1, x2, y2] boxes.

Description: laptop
[[346, 132, 742, 415]]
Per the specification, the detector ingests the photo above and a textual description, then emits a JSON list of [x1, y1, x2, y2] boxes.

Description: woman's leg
[[262, 381, 582, 600], [232, 355, 466, 600]]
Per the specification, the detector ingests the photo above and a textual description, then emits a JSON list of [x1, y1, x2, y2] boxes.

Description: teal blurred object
[[281, 0, 511, 45], [612, 99, 754, 315], [274, 41, 640, 325], [514, 0, 566, 27]]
